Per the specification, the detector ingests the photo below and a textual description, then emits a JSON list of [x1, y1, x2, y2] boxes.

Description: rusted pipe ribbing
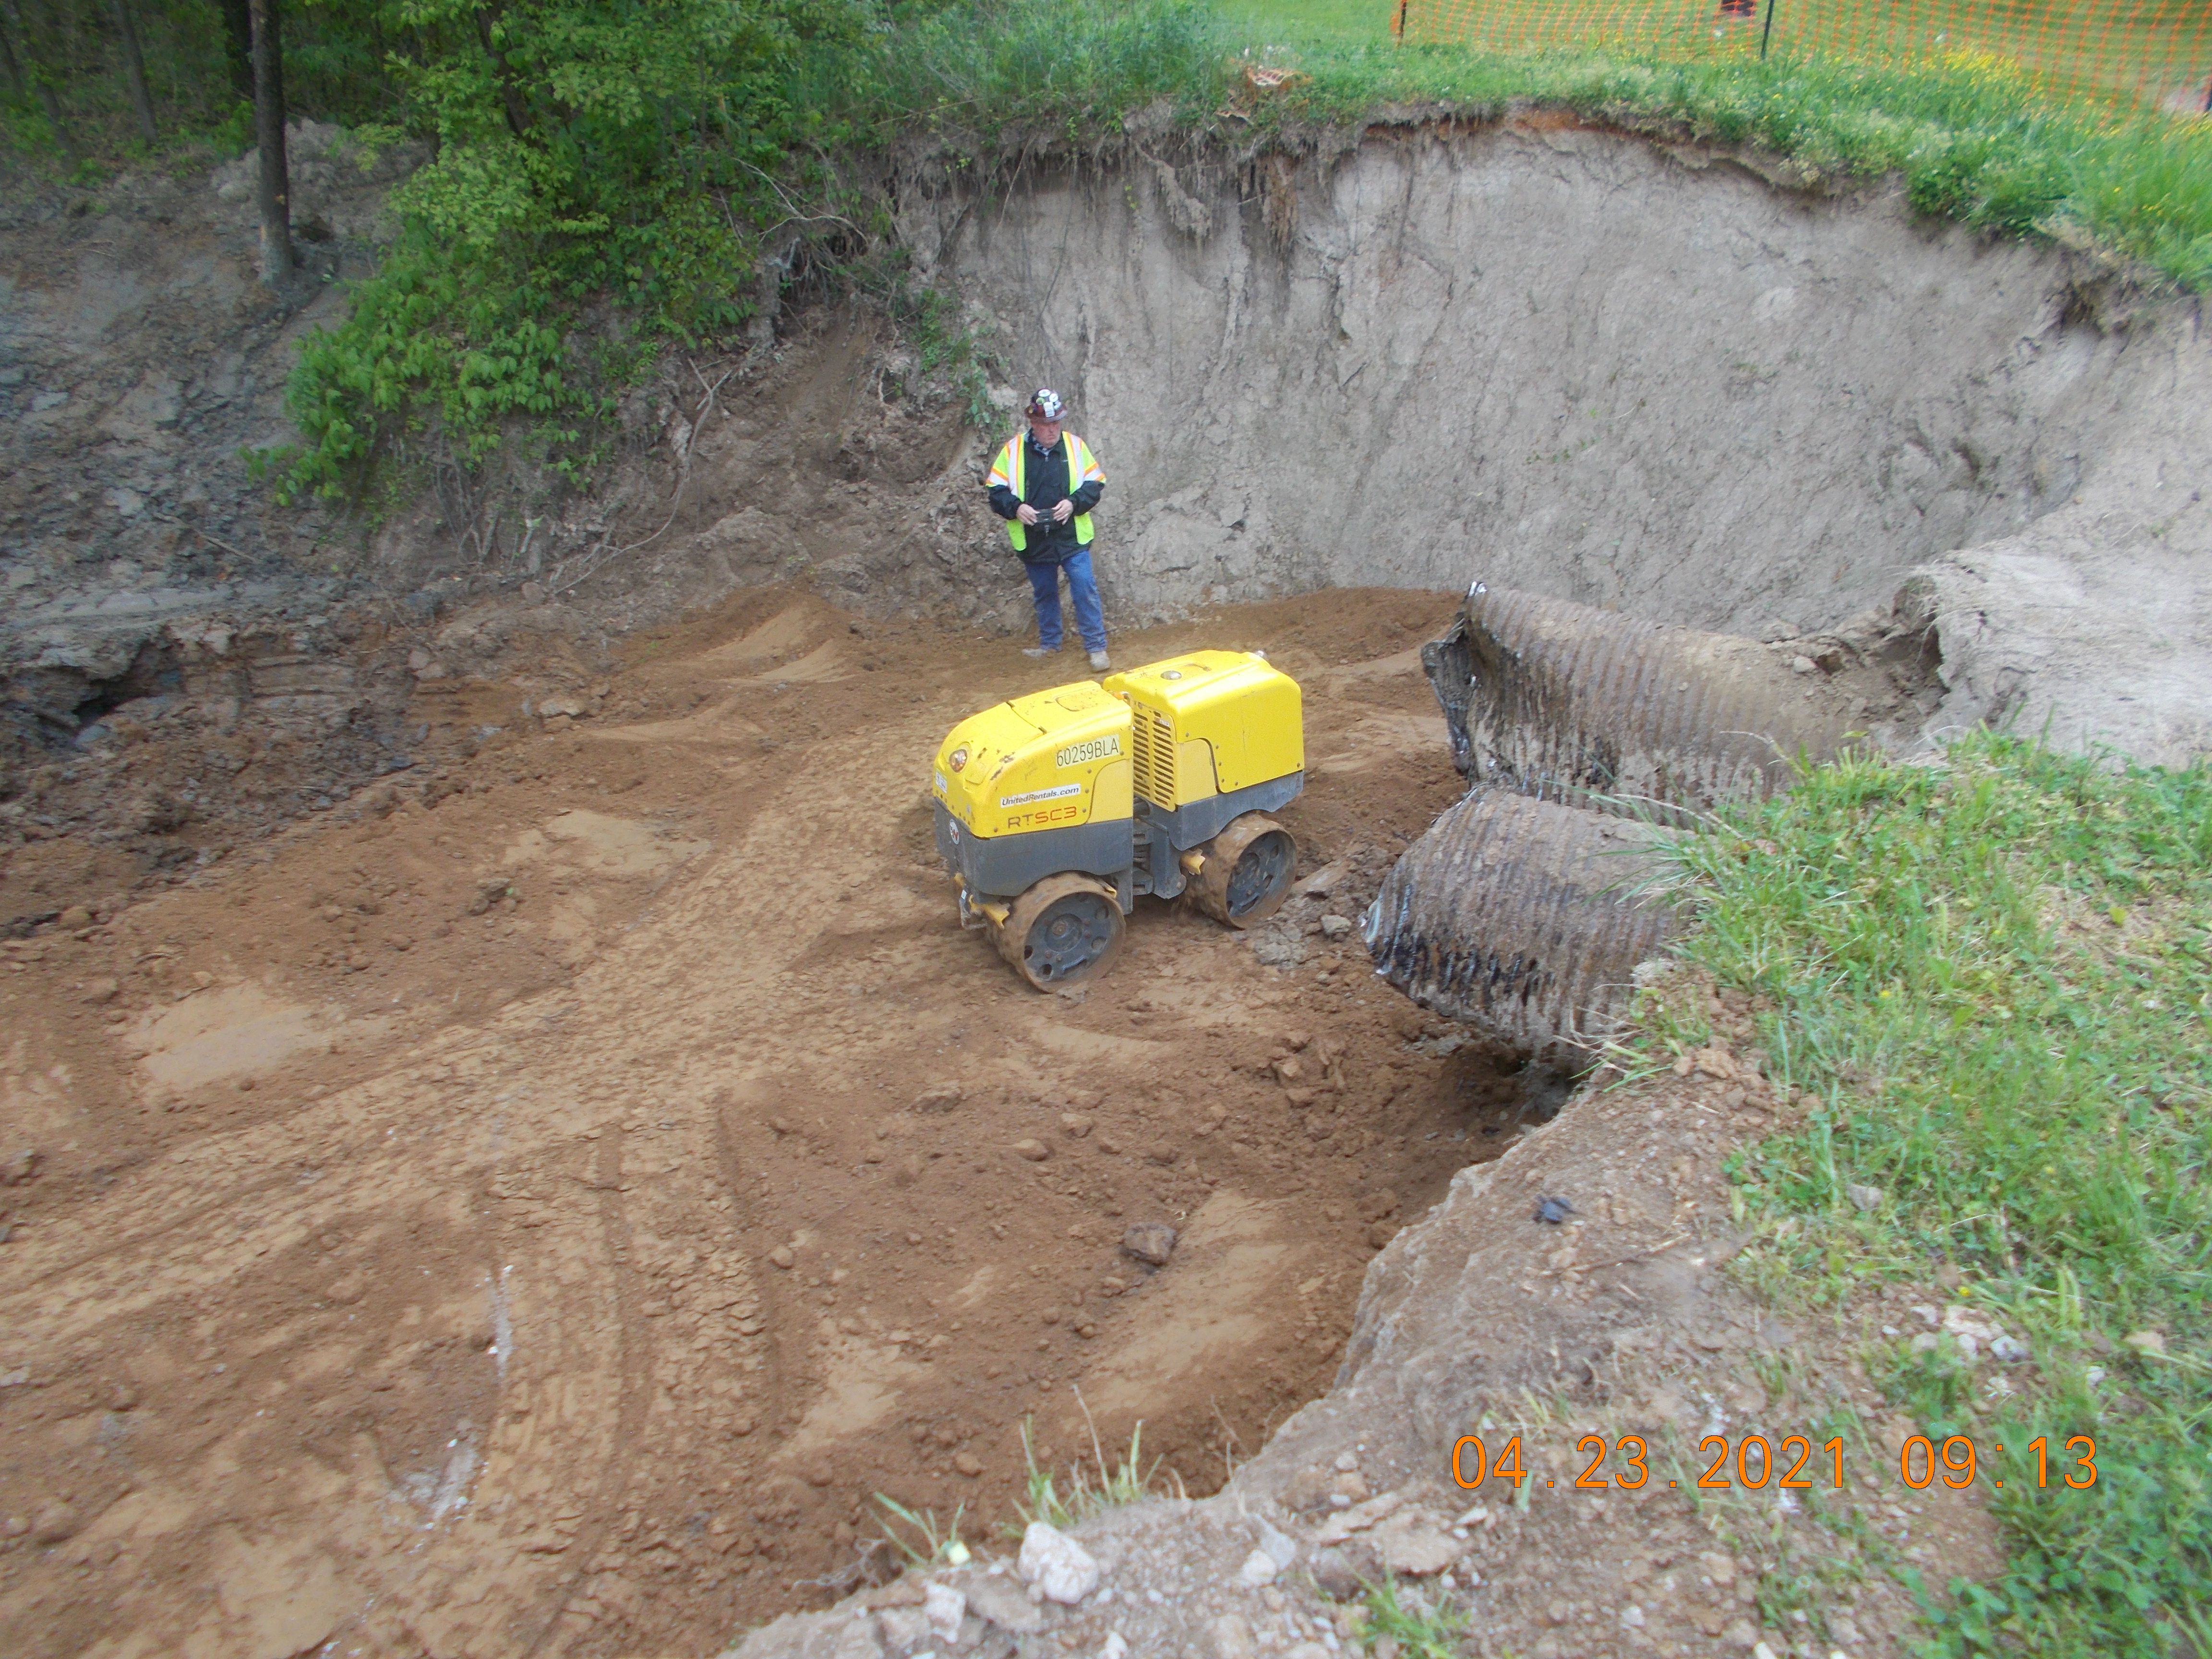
[[1424, 584, 1874, 821], [1364, 789, 1675, 1068]]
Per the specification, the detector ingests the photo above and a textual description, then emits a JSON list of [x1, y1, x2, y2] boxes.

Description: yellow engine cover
[[1103, 651, 1303, 808], [932, 681, 1133, 839]]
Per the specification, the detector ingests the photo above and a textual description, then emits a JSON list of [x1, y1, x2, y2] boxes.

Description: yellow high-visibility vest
[[989, 432, 1105, 554]]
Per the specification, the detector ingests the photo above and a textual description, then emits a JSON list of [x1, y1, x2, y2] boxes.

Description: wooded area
[[0, 0, 906, 483], [0, 0, 878, 257], [8, 0, 2201, 507]]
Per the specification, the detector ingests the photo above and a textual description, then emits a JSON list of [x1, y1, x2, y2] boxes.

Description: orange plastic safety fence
[[1391, 0, 2212, 118]]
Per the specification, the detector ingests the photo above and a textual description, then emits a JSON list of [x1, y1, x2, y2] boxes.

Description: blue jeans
[[1023, 547, 1107, 653]]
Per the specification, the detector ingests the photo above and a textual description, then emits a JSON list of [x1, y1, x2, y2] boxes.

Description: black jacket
[[987, 433, 1105, 565]]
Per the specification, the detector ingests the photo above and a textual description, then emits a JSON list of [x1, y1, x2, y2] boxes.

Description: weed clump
[[1015, 1415, 1188, 1533]]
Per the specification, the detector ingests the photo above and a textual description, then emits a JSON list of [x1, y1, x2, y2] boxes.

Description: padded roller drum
[[1191, 814, 1296, 928], [996, 873, 1127, 990]]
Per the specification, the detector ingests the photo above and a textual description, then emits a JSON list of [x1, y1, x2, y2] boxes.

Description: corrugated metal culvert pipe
[[1377, 579, 1936, 1062], [1362, 789, 1675, 1069], [1421, 581, 1929, 822]]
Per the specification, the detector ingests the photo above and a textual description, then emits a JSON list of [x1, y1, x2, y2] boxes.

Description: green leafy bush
[[16, 1, 2209, 507], [280, 0, 880, 498]]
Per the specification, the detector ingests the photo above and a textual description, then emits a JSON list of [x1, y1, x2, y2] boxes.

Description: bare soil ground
[[718, 979, 2012, 1659], [0, 584, 1566, 1659]]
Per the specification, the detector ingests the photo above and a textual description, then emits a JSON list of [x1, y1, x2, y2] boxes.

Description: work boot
[[1087, 650, 1111, 671], [1022, 645, 1058, 659]]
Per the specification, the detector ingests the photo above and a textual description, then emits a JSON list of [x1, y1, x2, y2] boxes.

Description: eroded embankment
[[10, 116, 2211, 887], [2, 113, 2208, 1659], [900, 118, 2212, 762]]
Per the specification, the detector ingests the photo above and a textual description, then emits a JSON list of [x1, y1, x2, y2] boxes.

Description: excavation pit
[[3, 115, 2208, 1659]]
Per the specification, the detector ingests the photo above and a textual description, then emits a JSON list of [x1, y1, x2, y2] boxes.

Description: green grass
[[800, 2, 2212, 296], [1354, 1576, 1470, 1654], [1387, 0, 2211, 112], [16, 0, 2212, 510], [872, 1493, 974, 1568], [1648, 733, 2212, 1654], [1215, 0, 1392, 43], [1012, 1415, 1187, 1534], [1204, 28, 2212, 292]]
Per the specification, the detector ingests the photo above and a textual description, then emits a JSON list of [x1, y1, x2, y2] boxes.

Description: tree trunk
[[110, 0, 157, 144], [248, 0, 291, 283], [472, 5, 532, 137], [0, 8, 23, 98], [220, 0, 252, 101], [0, 0, 72, 157]]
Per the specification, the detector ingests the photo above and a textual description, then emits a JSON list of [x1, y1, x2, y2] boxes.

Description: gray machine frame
[[935, 771, 1304, 916]]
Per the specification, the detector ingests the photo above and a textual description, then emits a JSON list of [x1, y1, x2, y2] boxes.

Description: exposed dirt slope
[[0, 586, 1554, 1659], [718, 985, 2009, 1659], [916, 119, 2212, 764], [10, 116, 2209, 890]]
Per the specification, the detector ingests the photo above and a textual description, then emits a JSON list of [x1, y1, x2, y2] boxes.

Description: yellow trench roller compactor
[[931, 651, 1305, 989]]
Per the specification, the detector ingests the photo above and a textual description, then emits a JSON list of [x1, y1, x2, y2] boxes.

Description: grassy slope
[[1215, 0, 1391, 42], [1648, 737, 2212, 1655], [12, 0, 2209, 503], [1199, 2, 2212, 290]]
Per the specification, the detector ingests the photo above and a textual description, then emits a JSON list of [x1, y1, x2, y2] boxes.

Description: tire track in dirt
[[1, 589, 1560, 1658]]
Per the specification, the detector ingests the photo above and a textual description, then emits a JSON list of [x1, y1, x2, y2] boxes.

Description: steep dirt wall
[[900, 120, 2210, 762], [9, 117, 2207, 852]]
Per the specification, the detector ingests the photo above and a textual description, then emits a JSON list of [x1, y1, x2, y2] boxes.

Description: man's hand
[[1017, 503, 1042, 526], [1051, 499, 1074, 524]]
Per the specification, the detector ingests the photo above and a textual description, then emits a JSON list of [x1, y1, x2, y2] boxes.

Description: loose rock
[[1120, 1222, 1178, 1266], [32, 1502, 80, 1544], [965, 1575, 1047, 1635], [1282, 1468, 1332, 1513], [1017, 1521, 1100, 1604], [1209, 1614, 1257, 1659], [878, 1607, 930, 1649], [1307, 1547, 1361, 1599], [1373, 1516, 1462, 1576], [924, 1583, 965, 1640]]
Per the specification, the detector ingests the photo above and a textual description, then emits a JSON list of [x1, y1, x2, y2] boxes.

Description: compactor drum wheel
[[1192, 814, 1296, 928], [995, 873, 1128, 991]]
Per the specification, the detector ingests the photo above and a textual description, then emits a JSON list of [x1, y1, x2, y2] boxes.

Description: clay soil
[[0, 585, 1570, 1659]]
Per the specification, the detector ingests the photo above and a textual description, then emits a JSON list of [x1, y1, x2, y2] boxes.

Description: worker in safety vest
[[985, 388, 1110, 671]]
